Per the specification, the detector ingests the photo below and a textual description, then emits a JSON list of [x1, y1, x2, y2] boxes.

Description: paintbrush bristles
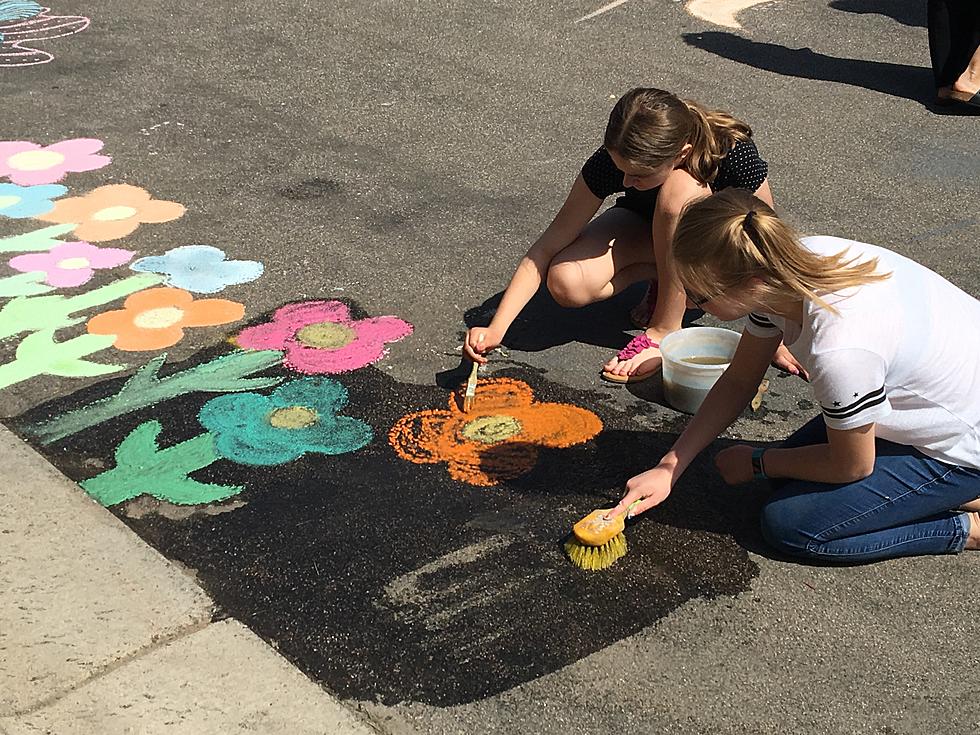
[[564, 533, 628, 571], [462, 361, 479, 412]]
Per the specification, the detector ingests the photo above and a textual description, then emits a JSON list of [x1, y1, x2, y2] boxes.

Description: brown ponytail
[[603, 88, 753, 186]]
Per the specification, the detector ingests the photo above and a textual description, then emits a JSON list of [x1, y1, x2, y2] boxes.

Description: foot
[[602, 330, 665, 382], [965, 512, 980, 551], [950, 72, 980, 104]]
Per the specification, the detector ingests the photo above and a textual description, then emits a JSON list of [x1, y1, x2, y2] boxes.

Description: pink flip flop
[[600, 333, 663, 384]]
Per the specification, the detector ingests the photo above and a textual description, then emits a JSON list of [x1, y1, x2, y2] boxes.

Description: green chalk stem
[[0, 272, 164, 341], [80, 420, 242, 507], [30, 349, 284, 445], [0, 329, 124, 391], [0, 272, 55, 298], [0, 223, 75, 254]]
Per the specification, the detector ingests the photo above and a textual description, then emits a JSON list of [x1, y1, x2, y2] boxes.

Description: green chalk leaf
[[0, 329, 123, 391], [0, 272, 55, 298], [0, 223, 75, 254], [0, 272, 163, 341], [80, 421, 242, 507], [29, 349, 284, 445]]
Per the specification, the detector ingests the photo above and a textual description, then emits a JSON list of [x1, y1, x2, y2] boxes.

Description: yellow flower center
[[461, 415, 523, 444], [57, 257, 90, 270], [268, 406, 319, 429], [7, 150, 66, 171], [296, 321, 356, 349], [0, 195, 21, 209], [133, 306, 185, 329], [92, 205, 139, 221]]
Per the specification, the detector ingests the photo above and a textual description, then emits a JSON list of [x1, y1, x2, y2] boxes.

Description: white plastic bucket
[[660, 327, 741, 414]]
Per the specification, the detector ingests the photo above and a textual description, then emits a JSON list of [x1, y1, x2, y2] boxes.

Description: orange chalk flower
[[389, 377, 602, 486], [36, 184, 185, 242], [87, 287, 245, 351]]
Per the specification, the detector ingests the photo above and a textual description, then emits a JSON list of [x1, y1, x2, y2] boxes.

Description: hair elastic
[[744, 210, 756, 227]]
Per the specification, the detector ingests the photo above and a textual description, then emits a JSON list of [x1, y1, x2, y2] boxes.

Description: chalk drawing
[[199, 377, 373, 466], [388, 377, 602, 487], [28, 349, 284, 445], [685, 0, 775, 29], [575, 0, 630, 24], [37, 183, 185, 242], [9, 240, 133, 287], [0, 329, 122, 391], [0, 272, 163, 341], [0, 223, 74, 254], [131, 245, 264, 294], [80, 420, 242, 507], [0, 271, 53, 296], [86, 286, 245, 352], [0, 182, 66, 218], [235, 300, 413, 374], [0, 5, 91, 68], [0, 139, 107, 185]]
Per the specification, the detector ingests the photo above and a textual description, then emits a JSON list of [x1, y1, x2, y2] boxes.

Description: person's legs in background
[[928, 0, 980, 106]]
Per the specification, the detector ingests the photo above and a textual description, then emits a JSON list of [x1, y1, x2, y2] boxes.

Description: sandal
[[600, 333, 663, 384]]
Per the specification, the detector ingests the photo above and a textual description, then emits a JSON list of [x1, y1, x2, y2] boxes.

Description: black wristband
[[751, 447, 768, 480]]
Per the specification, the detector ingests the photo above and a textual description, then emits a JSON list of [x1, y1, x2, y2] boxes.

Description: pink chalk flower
[[235, 300, 413, 374], [9, 241, 134, 287], [0, 139, 110, 186]]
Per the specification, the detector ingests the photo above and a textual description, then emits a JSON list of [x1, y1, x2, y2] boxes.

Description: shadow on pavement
[[683, 31, 934, 106], [828, 0, 927, 28]]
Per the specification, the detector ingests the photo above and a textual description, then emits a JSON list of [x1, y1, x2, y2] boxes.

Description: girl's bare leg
[[545, 207, 655, 308]]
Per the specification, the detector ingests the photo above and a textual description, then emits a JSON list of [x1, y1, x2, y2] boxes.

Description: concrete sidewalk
[[0, 426, 380, 735]]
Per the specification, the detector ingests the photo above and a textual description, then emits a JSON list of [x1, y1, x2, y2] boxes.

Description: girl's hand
[[714, 445, 755, 485], [464, 327, 501, 364], [772, 343, 809, 380], [607, 465, 674, 518]]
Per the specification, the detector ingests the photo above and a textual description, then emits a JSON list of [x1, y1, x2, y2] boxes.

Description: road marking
[[575, 0, 630, 24], [685, 0, 774, 29]]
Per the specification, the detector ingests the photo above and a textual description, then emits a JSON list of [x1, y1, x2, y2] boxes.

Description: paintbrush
[[462, 359, 479, 412]]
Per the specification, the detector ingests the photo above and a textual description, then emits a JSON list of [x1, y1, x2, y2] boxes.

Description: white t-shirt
[[744, 235, 980, 470]]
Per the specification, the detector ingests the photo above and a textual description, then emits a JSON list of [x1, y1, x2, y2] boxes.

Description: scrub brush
[[564, 500, 640, 571]]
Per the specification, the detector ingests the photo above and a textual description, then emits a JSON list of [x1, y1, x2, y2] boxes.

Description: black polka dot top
[[580, 138, 768, 220]]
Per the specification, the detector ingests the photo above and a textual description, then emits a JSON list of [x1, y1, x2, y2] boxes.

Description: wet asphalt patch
[[12, 306, 759, 706]]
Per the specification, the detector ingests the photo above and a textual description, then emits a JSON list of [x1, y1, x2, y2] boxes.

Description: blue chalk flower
[[199, 377, 372, 466], [130, 245, 263, 294], [0, 183, 67, 219]]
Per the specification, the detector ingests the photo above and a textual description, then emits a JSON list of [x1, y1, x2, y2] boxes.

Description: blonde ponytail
[[673, 189, 891, 314]]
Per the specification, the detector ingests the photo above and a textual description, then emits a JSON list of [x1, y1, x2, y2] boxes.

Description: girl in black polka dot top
[[463, 87, 802, 382]]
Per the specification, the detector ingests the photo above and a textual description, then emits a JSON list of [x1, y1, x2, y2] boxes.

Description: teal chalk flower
[[131, 245, 263, 294], [0, 183, 67, 218], [199, 377, 372, 466]]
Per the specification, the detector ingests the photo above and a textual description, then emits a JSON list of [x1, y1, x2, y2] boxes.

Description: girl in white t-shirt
[[610, 188, 980, 562]]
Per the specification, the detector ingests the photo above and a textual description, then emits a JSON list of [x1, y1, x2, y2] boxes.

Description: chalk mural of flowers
[[389, 377, 603, 487], [131, 245, 264, 294], [0, 139, 108, 185], [235, 300, 413, 374], [36, 184, 185, 242], [0, 3, 90, 68], [0, 182, 67, 218], [199, 377, 373, 466], [86, 286, 245, 352], [9, 241, 134, 287]]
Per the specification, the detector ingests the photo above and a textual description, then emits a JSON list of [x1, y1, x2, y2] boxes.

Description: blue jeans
[[760, 416, 980, 563]]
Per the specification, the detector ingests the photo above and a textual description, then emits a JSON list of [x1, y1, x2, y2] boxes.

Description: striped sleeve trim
[[748, 313, 775, 329], [821, 387, 886, 421]]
